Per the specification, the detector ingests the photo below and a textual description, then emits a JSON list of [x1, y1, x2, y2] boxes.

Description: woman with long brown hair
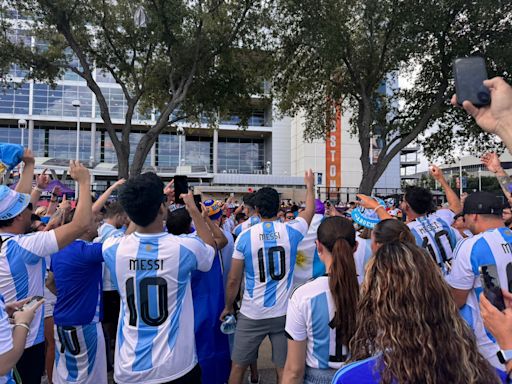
[[282, 216, 359, 384], [333, 241, 503, 384]]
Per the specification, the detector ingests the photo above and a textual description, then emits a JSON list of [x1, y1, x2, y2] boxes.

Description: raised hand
[[429, 165, 445, 182], [112, 178, 126, 189], [69, 161, 90, 183], [481, 152, 503, 173], [36, 168, 50, 190], [356, 194, 380, 210], [304, 169, 314, 188], [21, 148, 35, 166]]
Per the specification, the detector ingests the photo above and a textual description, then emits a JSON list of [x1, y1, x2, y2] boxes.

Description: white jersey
[[285, 276, 348, 369], [232, 215, 261, 237], [102, 232, 215, 384], [53, 322, 107, 384], [293, 214, 326, 287], [94, 223, 124, 291], [0, 231, 59, 347], [445, 227, 512, 369], [407, 209, 461, 274], [0, 295, 14, 384], [233, 217, 308, 319], [353, 234, 372, 285]]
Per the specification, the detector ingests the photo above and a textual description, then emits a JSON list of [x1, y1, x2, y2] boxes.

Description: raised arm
[[481, 152, 512, 201], [298, 169, 315, 225], [182, 192, 216, 249], [430, 165, 462, 213], [30, 169, 50, 207], [92, 178, 126, 215], [15, 149, 35, 194], [200, 203, 228, 249], [356, 194, 393, 220]]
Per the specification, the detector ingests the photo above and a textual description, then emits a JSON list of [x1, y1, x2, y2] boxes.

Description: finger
[[41, 168, 48, 176], [30, 299, 45, 312], [479, 292, 499, 314], [483, 77, 504, 90], [450, 94, 458, 106], [462, 100, 480, 118]]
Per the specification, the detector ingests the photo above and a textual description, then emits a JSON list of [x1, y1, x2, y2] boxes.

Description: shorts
[[102, 290, 120, 324], [304, 366, 338, 384], [231, 314, 287, 368], [44, 285, 57, 319]]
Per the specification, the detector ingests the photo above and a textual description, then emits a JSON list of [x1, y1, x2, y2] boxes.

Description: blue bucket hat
[[351, 197, 386, 229], [0, 143, 24, 174], [0, 185, 31, 220]]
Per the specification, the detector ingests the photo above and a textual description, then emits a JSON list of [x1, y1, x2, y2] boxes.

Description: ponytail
[[329, 237, 359, 348]]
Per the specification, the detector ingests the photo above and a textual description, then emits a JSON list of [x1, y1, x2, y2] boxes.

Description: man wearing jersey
[[446, 192, 510, 369], [102, 173, 216, 384], [402, 165, 462, 274], [47, 220, 106, 384], [232, 193, 260, 237], [221, 170, 316, 384], [0, 160, 92, 384]]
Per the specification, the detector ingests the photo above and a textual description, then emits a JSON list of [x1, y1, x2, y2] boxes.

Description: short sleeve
[[181, 235, 215, 272], [434, 209, 455, 225], [15, 230, 59, 258], [285, 291, 307, 341], [0, 297, 13, 355], [286, 217, 308, 245], [445, 239, 477, 290], [232, 232, 248, 260], [81, 243, 104, 264]]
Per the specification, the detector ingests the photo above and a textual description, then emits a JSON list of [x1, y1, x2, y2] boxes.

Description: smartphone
[[506, 263, 512, 293], [193, 194, 202, 211], [173, 176, 188, 205], [21, 296, 44, 311], [479, 264, 505, 311], [453, 57, 490, 107]]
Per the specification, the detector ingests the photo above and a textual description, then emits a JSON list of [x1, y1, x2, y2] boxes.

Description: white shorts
[[44, 286, 57, 319]]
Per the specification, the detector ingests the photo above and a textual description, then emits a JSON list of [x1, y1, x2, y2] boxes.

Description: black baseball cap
[[462, 192, 503, 216]]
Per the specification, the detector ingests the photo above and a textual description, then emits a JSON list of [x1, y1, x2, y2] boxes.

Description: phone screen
[[453, 56, 490, 107], [479, 264, 505, 311], [193, 194, 202, 211], [173, 176, 188, 205]]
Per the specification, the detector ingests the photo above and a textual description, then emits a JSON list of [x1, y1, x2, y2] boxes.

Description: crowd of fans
[[1, 77, 512, 384]]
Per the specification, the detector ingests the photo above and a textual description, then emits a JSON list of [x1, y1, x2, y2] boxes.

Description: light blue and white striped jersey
[[94, 223, 125, 291], [293, 214, 326, 287], [0, 294, 15, 384], [233, 217, 308, 319], [445, 227, 512, 369], [53, 322, 107, 384], [102, 232, 215, 384], [0, 231, 59, 347], [232, 215, 261, 237], [407, 209, 461, 274], [285, 276, 349, 370], [354, 234, 372, 285]]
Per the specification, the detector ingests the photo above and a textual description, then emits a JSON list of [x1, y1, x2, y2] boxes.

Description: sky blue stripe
[[459, 304, 474, 329], [241, 231, 255, 297], [83, 324, 98, 375], [117, 302, 125, 350], [286, 225, 302, 289], [311, 293, 330, 368], [132, 238, 160, 372], [103, 243, 120, 291], [6, 242, 29, 300], [168, 245, 195, 351], [34, 308, 45, 345], [263, 222, 278, 307], [410, 227, 423, 247], [312, 249, 326, 278], [470, 238, 495, 275]]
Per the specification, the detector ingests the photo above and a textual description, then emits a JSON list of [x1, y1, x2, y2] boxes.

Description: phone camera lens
[[477, 91, 490, 103]]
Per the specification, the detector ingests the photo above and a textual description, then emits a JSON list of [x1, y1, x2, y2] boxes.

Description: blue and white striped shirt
[[232, 215, 261, 237], [0, 294, 14, 384]]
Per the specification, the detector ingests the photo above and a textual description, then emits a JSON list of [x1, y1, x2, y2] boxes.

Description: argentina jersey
[[0, 231, 59, 348], [293, 214, 326, 287], [446, 227, 512, 369], [286, 276, 348, 369], [233, 217, 308, 319], [102, 232, 215, 384], [0, 295, 14, 384], [95, 223, 125, 291], [232, 215, 261, 237], [53, 322, 106, 384], [353, 234, 372, 285], [407, 209, 460, 274]]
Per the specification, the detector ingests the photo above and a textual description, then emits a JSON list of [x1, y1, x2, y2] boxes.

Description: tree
[[273, 0, 512, 194], [0, 0, 270, 177]]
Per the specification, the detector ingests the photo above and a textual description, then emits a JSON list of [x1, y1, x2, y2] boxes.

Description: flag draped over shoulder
[[293, 214, 326, 287]]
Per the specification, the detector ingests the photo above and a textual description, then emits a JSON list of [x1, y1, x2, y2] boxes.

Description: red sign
[[326, 106, 342, 191]]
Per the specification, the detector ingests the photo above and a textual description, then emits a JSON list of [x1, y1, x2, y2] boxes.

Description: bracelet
[[13, 322, 30, 334], [374, 205, 385, 211], [33, 186, 44, 193]]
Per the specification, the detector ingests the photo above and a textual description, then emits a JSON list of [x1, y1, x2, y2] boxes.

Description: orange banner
[[326, 106, 342, 191]]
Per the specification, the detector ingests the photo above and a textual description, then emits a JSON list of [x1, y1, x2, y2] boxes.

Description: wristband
[[13, 322, 30, 334], [374, 205, 385, 211]]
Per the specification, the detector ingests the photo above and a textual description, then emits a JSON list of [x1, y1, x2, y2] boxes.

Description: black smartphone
[[506, 263, 512, 293], [173, 176, 188, 205], [193, 194, 202, 211], [453, 56, 490, 107], [21, 296, 44, 311], [479, 264, 505, 311]]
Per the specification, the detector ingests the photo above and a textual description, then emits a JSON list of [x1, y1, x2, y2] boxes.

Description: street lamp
[[18, 119, 27, 147], [176, 127, 185, 168], [266, 161, 271, 175], [72, 99, 81, 199]]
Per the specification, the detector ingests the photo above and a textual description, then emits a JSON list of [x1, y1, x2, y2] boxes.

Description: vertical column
[[28, 120, 34, 151], [213, 129, 218, 174], [90, 123, 96, 165], [150, 143, 156, 168]]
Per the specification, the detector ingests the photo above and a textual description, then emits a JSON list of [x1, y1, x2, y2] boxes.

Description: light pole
[[478, 168, 482, 191], [177, 127, 185, 169], [72, 99, 81, 199], [18, 119, 27, 147], [459, 158, 463, 196]]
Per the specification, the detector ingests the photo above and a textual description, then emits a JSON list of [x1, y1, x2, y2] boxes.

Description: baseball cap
[[203, 199, 222, 220], [462, 192, 503, 216], [0, 185, 31, 220], [0, 143, 24, 174]]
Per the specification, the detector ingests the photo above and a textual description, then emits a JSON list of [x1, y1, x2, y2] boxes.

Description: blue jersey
[[233, 218, 308, 319], [51, 241, 103, 326], [232, 215, 261, 237], [0, 295, 14, 384], [102, 232, 215, 383], [446, 227, 512, 369], [53, 322, 107, 384], [0, 231, 59, 347]]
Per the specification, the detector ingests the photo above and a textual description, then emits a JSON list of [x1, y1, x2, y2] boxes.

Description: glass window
[[157, 134, 179, 167], [0, 83, 29, 115], [32, 127, 46, 157], [48, 129, 92, 161], [184, 138, 212, 171], [0, 126, 22, 145], [218, 138, 264, 174]]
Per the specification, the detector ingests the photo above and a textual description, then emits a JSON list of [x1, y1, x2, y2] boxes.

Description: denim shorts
[[303, 366, 338, 384]]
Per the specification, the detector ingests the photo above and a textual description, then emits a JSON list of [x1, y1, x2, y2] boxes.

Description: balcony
[[401, 143, 420, 153]]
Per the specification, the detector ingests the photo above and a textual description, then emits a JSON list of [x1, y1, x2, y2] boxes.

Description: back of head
[[104, 201, 125, 219], [317, 216, 359, 347], [351, 241, 497, 384], [243, 192, 257, 210], [404, 186, 434, 215], [373, 219, 415, 245], [119, 173, 164, 228], [254, 187, 280, 219], [166, 208, 192, 236]]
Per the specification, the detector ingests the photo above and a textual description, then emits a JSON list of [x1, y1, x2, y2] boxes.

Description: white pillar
[[213, 129, 218, 174], [28, 120, 34, 151], [150, 142, 156, 168], [90, 122, 96, 165]]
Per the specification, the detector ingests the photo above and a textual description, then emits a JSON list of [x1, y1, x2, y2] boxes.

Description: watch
[[497, 349, 512, 364]]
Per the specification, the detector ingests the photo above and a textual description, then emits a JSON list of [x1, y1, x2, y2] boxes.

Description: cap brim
[[0, 192, 30, 220], [209, 210, 223, 220]]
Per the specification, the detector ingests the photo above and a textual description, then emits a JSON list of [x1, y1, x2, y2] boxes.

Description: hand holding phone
[[173, 176, 188, 205], [479, 264, 506, 311]]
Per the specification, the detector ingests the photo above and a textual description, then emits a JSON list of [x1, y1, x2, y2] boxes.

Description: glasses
[[286, 215, 295, 220]]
